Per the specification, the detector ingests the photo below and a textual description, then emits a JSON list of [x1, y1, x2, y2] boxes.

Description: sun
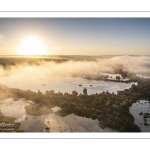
[[18, 36, 47, 55]]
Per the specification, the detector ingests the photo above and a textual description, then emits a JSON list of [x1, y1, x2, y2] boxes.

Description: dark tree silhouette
[[72, 90, 78, 96], [116, 76, 121, 81], [83, 88, 87, 95]]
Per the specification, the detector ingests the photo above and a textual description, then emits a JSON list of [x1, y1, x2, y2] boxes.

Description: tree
[[83, 88, 87, 95], [72, 90, 78, 96], [116, 76, 120, 81], [49, 90, 54, 95], [131, 84, 137, 91]]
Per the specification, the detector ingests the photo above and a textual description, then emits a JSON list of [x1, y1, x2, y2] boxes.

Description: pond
[[129, 100, 150, 132], [0, 75, 136, 95], [0, 98, 117, 132]]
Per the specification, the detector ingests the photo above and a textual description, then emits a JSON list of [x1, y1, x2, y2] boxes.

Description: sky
[[0, 18, 150, 55]]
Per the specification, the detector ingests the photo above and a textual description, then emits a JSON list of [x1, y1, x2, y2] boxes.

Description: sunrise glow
[[18, 36, 47, 55]]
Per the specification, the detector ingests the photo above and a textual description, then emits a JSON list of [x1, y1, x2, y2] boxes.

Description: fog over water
[[1, 55, 150, 77], [0, 55, 147, 94]]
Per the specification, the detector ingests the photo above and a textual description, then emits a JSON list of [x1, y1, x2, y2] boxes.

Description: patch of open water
[[0, 98, 117, 132], [129, 100, 150, 132]]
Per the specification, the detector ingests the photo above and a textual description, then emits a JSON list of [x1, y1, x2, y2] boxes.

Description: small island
[[25, 104, 53, 116]]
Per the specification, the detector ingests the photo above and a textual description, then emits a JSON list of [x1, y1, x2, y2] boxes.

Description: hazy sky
[[0, 18, 150, 55]]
